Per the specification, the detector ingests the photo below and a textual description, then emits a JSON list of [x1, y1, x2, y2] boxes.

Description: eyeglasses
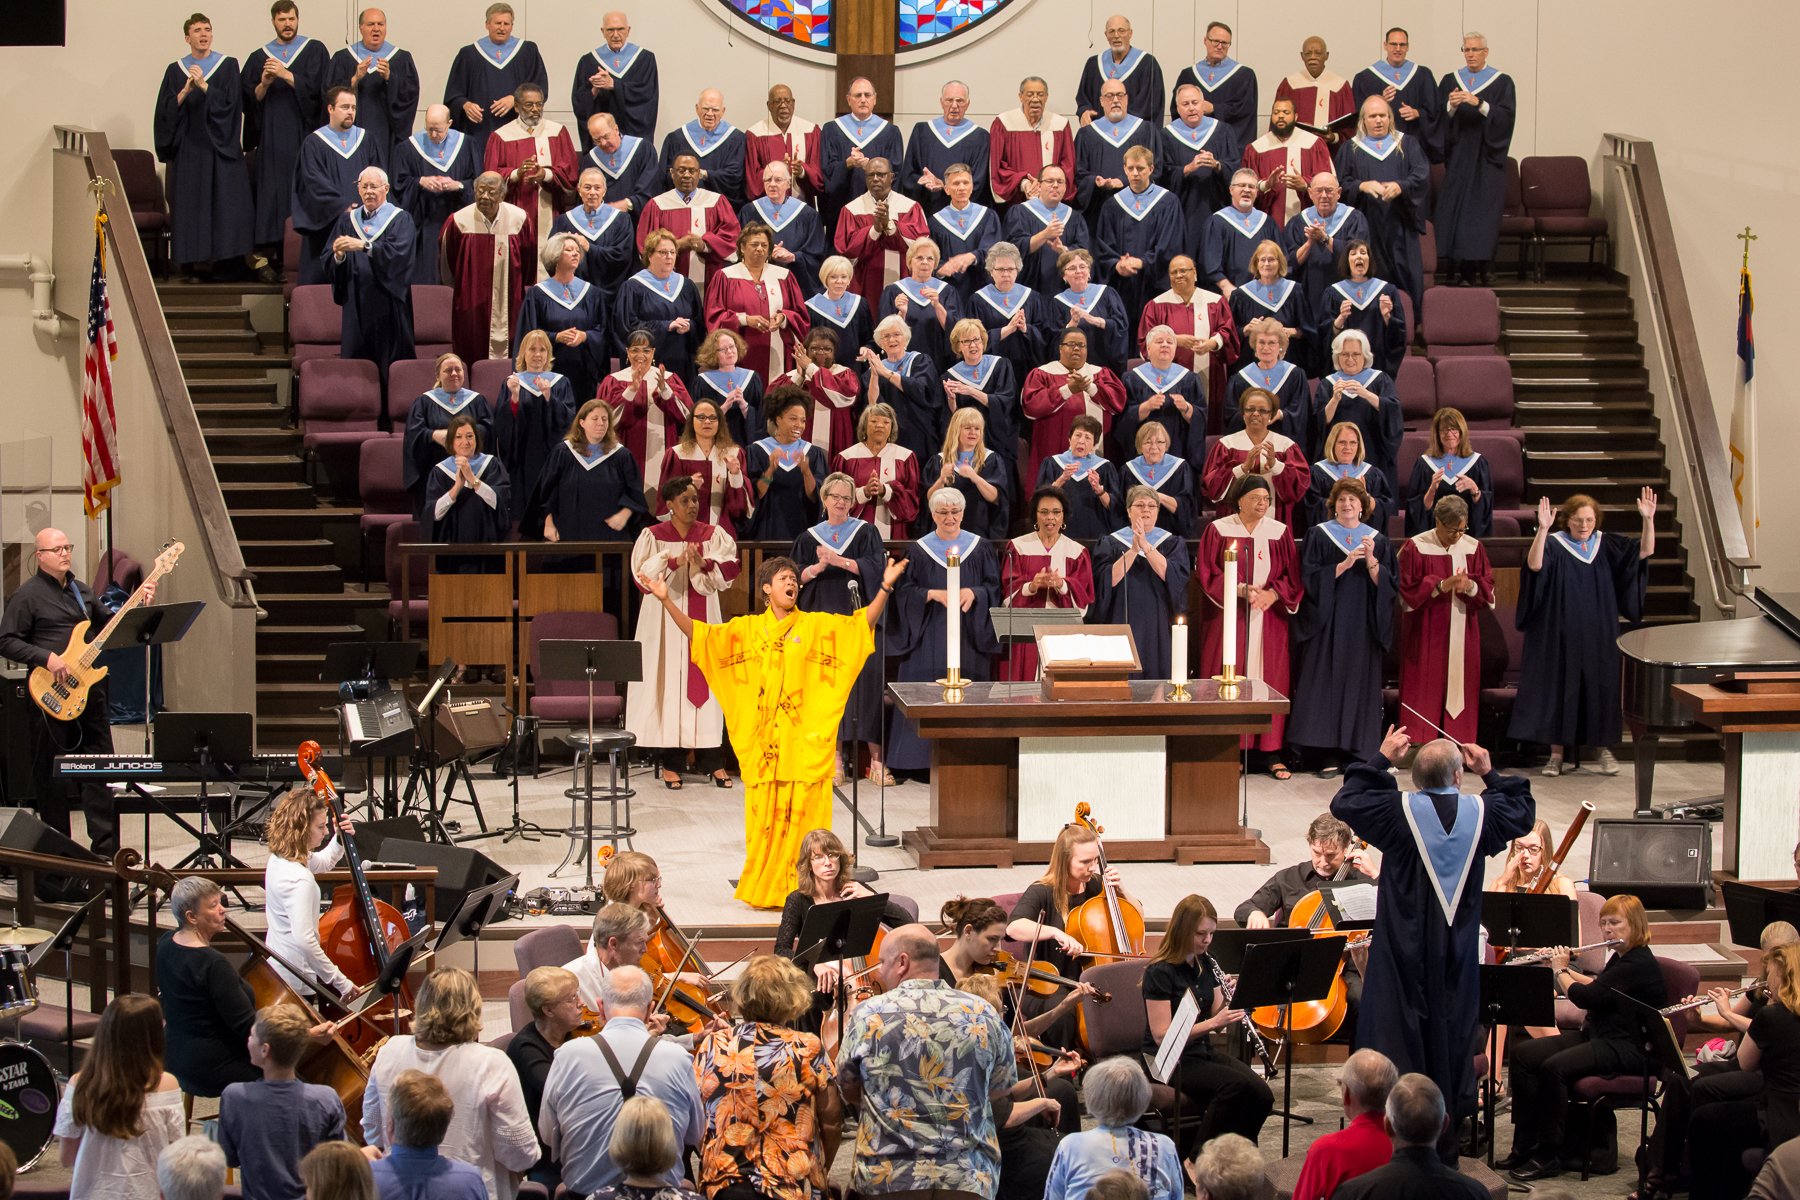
[[692, 413, 719, 421], [37, 545, 73, 555]]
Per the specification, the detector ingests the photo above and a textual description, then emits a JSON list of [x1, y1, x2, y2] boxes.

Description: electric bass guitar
[[28, 541, 183, 720]]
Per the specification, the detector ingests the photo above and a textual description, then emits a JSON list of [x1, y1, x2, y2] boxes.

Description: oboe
[[1505, 938, 1622, 965], [1661, 981, 1763, 1016], [1208, 957, 1280, 1078]]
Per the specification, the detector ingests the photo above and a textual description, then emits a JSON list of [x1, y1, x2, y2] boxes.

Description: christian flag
[[1729, 261, 1756, 548], [81, 210, 120, 517]]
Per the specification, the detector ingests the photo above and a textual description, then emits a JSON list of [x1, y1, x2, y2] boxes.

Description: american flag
[[81, 210, 120, 516]]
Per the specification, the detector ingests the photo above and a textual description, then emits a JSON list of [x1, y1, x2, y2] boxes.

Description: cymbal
[[0, 926, 52, 947]]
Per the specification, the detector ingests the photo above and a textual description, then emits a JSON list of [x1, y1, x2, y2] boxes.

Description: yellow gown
[[691, 606, 875, 907]]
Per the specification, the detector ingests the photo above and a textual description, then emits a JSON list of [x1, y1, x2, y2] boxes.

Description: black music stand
[[28, 891, 108, 1073], [1232, 936, 1346, 1157], [791, 892, 890, 1060], [1616, 994, 1694, 1199], [1476, 963, 1556, 1168], [400, 659, 461, 844], [105, 602, 204, 754], [540, 640, 641, 887], [431, 873, 518, 981], [154, 712, 255, 870], [1480, 891, 1577, 961], [1721, 880, 1800, 947], [1206, 928, 1312, 1080], [324, 641, 424, 816]]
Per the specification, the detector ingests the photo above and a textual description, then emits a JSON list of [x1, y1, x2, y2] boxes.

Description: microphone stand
[[844, 578, 879, 879], [863, 570, 898, 850]]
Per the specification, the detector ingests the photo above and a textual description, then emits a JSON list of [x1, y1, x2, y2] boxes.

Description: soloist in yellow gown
[[690, 606, 875, 907]]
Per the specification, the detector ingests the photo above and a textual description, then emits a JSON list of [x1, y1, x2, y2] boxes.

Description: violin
[[979, 951, 1112, 1003], [596, 846, 730, 1037]]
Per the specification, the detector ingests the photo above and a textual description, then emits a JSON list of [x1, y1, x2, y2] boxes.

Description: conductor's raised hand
[[881, 555, 909, 589], [1459, 740, 1493, 777], [1379, 723, 1411, 762]]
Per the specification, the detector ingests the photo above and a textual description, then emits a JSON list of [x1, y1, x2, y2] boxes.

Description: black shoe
[[1509, 1156, 1563, 1182], [1494, 1148, 1535, 1172]]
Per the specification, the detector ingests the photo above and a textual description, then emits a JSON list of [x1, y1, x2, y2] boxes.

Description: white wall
[[0, 0, 1792, 588]]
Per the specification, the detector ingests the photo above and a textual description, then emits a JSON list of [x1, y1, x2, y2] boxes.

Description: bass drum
[[0, 1041, 58, 1169]]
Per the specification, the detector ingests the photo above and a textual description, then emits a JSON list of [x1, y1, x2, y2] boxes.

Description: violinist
[[563, 903, 665, 1034], [1142, 895, 1273, 1161], [505, 966, 585, 1189], [263, 785, 359, 1001], [601, 851, 709, 992], [1488, 819, 1576, 898]]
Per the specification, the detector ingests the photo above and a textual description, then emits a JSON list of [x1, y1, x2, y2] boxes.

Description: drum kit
[[0, 924, 61, 1170]]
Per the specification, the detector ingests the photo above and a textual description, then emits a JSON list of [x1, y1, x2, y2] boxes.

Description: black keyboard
[[342, 686, 413, 755], [53, 753, 337, 782]]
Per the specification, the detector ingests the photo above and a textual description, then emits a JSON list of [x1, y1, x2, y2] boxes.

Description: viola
[[980, 951, 1112, 1003], [596, 846, 730, 1036]]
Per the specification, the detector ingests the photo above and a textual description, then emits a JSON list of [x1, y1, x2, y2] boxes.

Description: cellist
[[263, 786, 360, 1001], [600, 850, 711, 993]]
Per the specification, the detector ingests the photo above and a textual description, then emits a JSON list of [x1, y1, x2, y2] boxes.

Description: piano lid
[[1754, 590, 1800, 645], [1618, 612, 1800, 670]]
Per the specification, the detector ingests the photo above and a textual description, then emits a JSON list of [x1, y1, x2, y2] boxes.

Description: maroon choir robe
[[440, 200, 531, 362], [833, 191, 928, 301], [1020, 362, 1126, 483], [1000, 532, 1094, 680], [1198, 515, 1303, 750], [1137, 286, 1241, 422], [637, 188, 740, 290], [600, 366, 692, 494], [1200, 430, 1309, 523], [744, 117, 823, 199], [1242, 129, 1332, 224], [989, 108, 1077, 206], [1275, 70, 1355, 141], [655, 443, 753, 535], [483, 117, 579, 279], [832, 442, 920, 539], [704, 263, 810, 383], [781, 361, 863, 458], [1398, 531, 1495, 745]]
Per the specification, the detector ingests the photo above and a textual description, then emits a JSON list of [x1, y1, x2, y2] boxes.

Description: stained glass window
[[897, 0, 1006, 47], [720, 0, 834, 49], [715, 0, 1017, 51]]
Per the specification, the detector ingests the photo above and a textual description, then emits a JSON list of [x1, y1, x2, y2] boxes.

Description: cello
[[297, 740, 415, 1057], [1065, 803, 1146, 965], [1247, 885, 1371, 1045]]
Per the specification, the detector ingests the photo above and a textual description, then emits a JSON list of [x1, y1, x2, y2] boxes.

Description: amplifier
[[432, 697, 508, 759], [1587, 818, 1712, 910]]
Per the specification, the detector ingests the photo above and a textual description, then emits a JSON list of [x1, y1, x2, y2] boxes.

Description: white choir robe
[[832, 442, 921, 540], [782, 362, 863, 458], [1274, 70, 1355, 139], [482, 118, 579, 279], [624, 521, 739, 751], [704, 263, 810, 384], [989, 108, 1077, 207], [637, 188, 741, 289], [833, 191, 928, 301], [441, 200, 531, 363], [1242, 129, 1332, 224], [744, 117, 822, 198]]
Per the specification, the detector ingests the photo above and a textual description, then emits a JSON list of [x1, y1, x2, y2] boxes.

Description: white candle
[[1171, 617, 1188, 685], [1222, 541, 1239, 675], [946, 548, 962, 675]]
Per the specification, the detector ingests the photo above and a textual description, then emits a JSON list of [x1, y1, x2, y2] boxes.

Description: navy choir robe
[[1228, 278, 1313, 373], [693, 367, 764, 452], [802, 291, 872, 376], [746, 436, 829, 542], [922, 450, 1011, 540], [901, 118, 991, 213], [443, 36, 549, 161], [1004, 198, 1092, 294], [1335, 132, 1432, 310], [1303, 461, 1395, 538], [1199, 205, 1274, 291], [393, 130, 478, 285], [570, 40, 659, 145], [1280, 203, 1372, 337], [524, 440, 648, 543], [586, 135, 659, 219], [155, 52, 254, 267], [1159, 116, 1237, 248], [1434, 67, 1516, 263], [659, 120, 748, 205], [326, 42, 418, 168], [1314, 368, 1402, 479], [1077, 46, 1167, 123], [869, 352, 943, 462], [614, 270, 704, 385], [744, 119, 823, 202], [1088, 526, 1194, 679], [1171, 57, 1259, 151], [1037, 453, 1120, 541], [1118, 360, 1207, 463], [942, 354, 1020, 465], [1403, 451, 1493, 539], [513, 276, 608, 402], [1093, 184, 1184, 326], [403, 387, 495, 505], [969, 284, 1054, 397], [552, 202, 636, 293], [926, 202, 1001, 303], [819, 114, 904, 228], [888, 532, 1002, 770], [1122, 454, 1197, 538], [1073, 116, 1160, 228], [880, 277, 963, 370], [324, 202, 415, 375], [1352, 59, 1441, 153], [739, 196, 827, 297], [1320, 278, 1407, 377], [424, 453, 511, 551], [1136, 287, 1240, 421], [241, 36, 328, 246], [1225, 359, 1313, 459], [792, 517, 888, 743], [1290, 520, 1396, 757], [492, 370, 575, 507], [1047, 283, 1130, 377], [1509, 530, 1647, 748], [292, 124, 381, 284]]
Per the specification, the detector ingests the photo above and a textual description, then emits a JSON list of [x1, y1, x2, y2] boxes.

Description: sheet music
[[1040, 633, 1134, 665], [1152, 989, 1199, 1083], [1651, 943, 1730, 964], [1330, 883, 1379, 922]]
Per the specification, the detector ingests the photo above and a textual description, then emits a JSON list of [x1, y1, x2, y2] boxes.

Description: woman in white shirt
[[55, 993, 186, 1200], [262, 785, 357, 999]]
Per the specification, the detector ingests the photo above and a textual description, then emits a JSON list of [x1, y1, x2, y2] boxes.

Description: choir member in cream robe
[[1001, 487, 1094, 680], [1243, 99, 1333, 225], [1404, 407, 1492, 539], [638, 153, 740, 291], [1399, 495, 1494, 746], [989, 78, 1076, 208], [1201, 386, 1308, 524], [1171, 22, 1258, 150], [243, 9, 328, 267], [1076, 16, 1167, 124], [571, 14, 659, 146], [441, 173, 530, 363], [832, 403, 920, 541], [902, 82, 991, 214], [1089, 486, 1194, 681], [627, 475, 738, 788], [585, 112, 658, 218], [1274, 38, 1356, 145], [1336, 97, 1431, 311], [495, 330, 577, 517], [1020, 328, 1126, 486], [443, 9, 548, 160], [819, 78, 904, 228], [1319, 240, 1407, 377], [550, 167, 635, 293], [740, 162, 827, 300], [1351, 29, 1440, 149], [835, 160, 927, 303], [1201, 171, 1277, 295], [483, 84, 578, 279], [706, 224, 810, 384], [1160, 84, 1237, 250], [394, 107, 478, 285], [942, 319, 1020, 468], [601, 328, 693, 499], [744, 84, 821, 202], [1137, 256, 1238, 417], [780, 328, 862, 459], [657, 398, 752, 538], [326, 10, 419, 168]]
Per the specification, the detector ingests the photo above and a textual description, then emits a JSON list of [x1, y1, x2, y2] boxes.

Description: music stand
[[104, 602, 204, 754], [540, 640, 642, 889], [28, 891, 108, 1073], [154, 712, 256, 870], [1721, 880, 1800, 947], [1479, 892, 1577, 959], [1475, 963, 1556, 1168], [1232, 935, 1347, 1156], [430, 873, 518, 981], [1617, 993, 1694, 1199], [791, 892, 890, 1060], [324, 642, 424, 815], [991, 604, 1084, 681]]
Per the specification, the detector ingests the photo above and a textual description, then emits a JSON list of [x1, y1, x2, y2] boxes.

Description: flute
[[1661, 981, 1763, 1016], [1505, 938, 1622, 965]]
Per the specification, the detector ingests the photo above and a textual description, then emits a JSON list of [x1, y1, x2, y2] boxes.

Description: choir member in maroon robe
[[584, 113, 658, 219], [706, 224, 810, 384], [943, 319, 1020, 467], [1003, 166, 1089, 294], [326, 9, 418, 170], [1316, 330, 1402, 481], [1351, 28, 1440, 150], [291, 87, 379, 284], [1035, 415, 1118, 541], [780, 328, 861, 458], [483, 84, 577, 280], [637, 153, 740, 293], [819, 77, 905, 229], [923, 408, 1011, 540], [834, 159, 928, 303], [1321, 240, 1407, 377], [615, 230, 704, 386], [990, 77, 1077, 208], [394, 107, 478, 285], [1049, 248, 1129, 377], [441, 173, 530, 363], [744, 84, 821, 203], [1137, 256, 1237, 418], [159, 16, 254, 277], [1161, 84, 1237, 250], [804, 256, 873, 374], [1200, 171, 1275, 297], [926, 165, 1000, 304], [326, 167, 415, 378], [495, 330, 576, 514], [1243, 99, 1333, 225], [903, 82, 991, 214], [1198, 476, 1303, 774], [1336, 97, 1431, 312], [1434, 35, 1515, 286], [741, 162, 827, 300], [969, 242, 1054, 388], [1001, 487, 1095, 680], [833, 403, 920, 541], [1404, 408, 1492, 538], [1077, 16, 1167, 124], [1228, 240, 1312, 373], [1201, 387, 1308, 523], [1399, 495, 1494, 746], [1021, 328, 1126, 485], [1171, 22, 1259, 151], [859, 315, 943, 461], [1118, 325, 1207, 464], [1304, 421, 1395, 537], [571, 12, 659, 146], [1282, 173, 1371, 334], [513, 233, 609, 402], [1227, 322, 1312, 451], [443, 4, 548, 163], [1074, 80, 1160, 228], [602, 328, 693, 500], [658, 398, 752, 537], [550, 167, 636, 294], [1275, 38, 1356, 146], [1089, 487, 1194, 680], [694, 329, 764, 451], [243, 4, 327, 276], [1093, 147, 1184, 331], [880, 240, 962, 370], [659, 88, 748, 205]]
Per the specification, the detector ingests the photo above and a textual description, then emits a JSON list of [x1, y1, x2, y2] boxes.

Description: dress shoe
[[1494, 1147, 1536, 1172], [1509, 1155, 1563, 1182]]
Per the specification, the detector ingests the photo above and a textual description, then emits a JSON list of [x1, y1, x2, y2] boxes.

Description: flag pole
[[1736, 225, 1758, 558], [90, 176, 114, 562]]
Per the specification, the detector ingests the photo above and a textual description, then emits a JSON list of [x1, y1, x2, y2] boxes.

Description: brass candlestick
[[936, 665, 967, 702]]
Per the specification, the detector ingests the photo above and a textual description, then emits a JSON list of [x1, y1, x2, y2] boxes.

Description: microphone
[[847, 579, 862, 607]]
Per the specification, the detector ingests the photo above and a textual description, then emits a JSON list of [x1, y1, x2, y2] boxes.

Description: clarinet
[[1208, 956, 1280, 1078]]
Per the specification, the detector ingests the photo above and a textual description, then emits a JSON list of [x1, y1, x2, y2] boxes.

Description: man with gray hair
[[989, 75, 1076, 208], [1189, 1132, 1264, 1200], [1293, 1048, 1399, 1199], [325, 164, 416, 376], [1332, 727, 1533, 1159], [158, 1134, 227, 1200], [1332, 1073, 1489, 1198], [902, 80, 991, 212], [561, 900, 655, 1013], [1434, 33, 1515, 286]]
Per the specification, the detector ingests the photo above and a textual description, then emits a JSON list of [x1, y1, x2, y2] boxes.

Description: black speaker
[[0, 679, 37, 805], [1587, 819, 1712, 910], [354, 816, 426, 859], [0, 807, 106, 901], [374, 838, 514, 923]]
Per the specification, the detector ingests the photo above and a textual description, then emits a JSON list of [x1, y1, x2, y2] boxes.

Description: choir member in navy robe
[[1088, 487, 1194, 680], [584, 113, 658, 220], [1227, 240, 1311, 372], [880, 241, 962, 370], [1316, 330, 1402, 480], [424, 415, 511, 573], [442, 177, 531, 363], [1321, 241, 1408, 377], [393, 107, 478, 285], [1161, 85, 1237, 249], [1290, 477, 1396, 767], [805, 257, 873, 374], [1093, 148, 1184, 330], [326, 10, 419, 168], [571, 14, 659, 146], [324, 168, 415, 378], [1118, 326, 1207, 464], [1509, 490, 1657, 776], [659, 89, 747, 205], [442, 8, 548, 163], [495, 330, 575, 516], [746, 388, 829, 543], [1435, 36, 1516, 286], [740, 163, 826, 300], [926, 166, 1000, 303], [526, 400, 649, 592], [820, 79, 905, 229], [402, 355, 493, 518], [792, 476, 891, 775], [615, 229, 704, 386], [923, 409, 1011, 540], [292, 89, 381, 284], [1172, 23, 1259, 150], [1226, 323, 1312, 452], [744, 86, 822, 204], [1137, 257, 1239, 412], [514, 233, 608, 403], [943, 320, 1020, 468], [1336, 97, 1431, 312], [1035, 415, 1117, 541], [1352, 29, 1440, 153], [1305, 421, 1395, 537], [1049, 249, 1130, 378], [1281, 174, 1371, 333], [1121, 422, 1196, 538], [552, 168, 636, 293], [1200, 171, 1275, 295], [694, 329, 766, 458], [157, 18, 254, 274], [242, 6, 327, 267], [1077, 18, 1166, 124], [989, 80, 1077, 209], [902, 83, 991, 214], [1330, 730, 1534, 1138], [1074, 82, 1160, 229], [1003, 167, 1090, 293], [1403, 408, 1491, 538], [888, 493, 1002, 773], [969, 243, 1055, 389], [859, 315, 944, 462]]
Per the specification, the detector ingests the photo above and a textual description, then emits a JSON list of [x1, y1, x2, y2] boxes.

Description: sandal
[[867, 766, 898, 786], [661, 770, 683, 790], [1269, 761, 1292, 781], [711, 771, 733, 789]]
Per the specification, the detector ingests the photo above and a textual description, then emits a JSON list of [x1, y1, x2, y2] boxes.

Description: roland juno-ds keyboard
[[53, 753, 339, 783]]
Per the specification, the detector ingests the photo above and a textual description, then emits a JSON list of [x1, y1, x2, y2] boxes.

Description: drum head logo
[[0, 1100, 16, 1121], [17, 1090, 47, 1115]]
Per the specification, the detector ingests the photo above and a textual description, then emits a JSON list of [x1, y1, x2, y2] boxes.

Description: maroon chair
[[514, 924, 585, 975], [298, 358, 383, 497], [1422, 287, 1500, 360], [359, 437, 411, 583], [1420, 220, 1438, 290], [288, 285, 344, 368], [385, 520, 430, 636], [529, 611, 625, 730], [282, 219, 302, 299], [386, 358, 443, 427], [1470, 432, 1527, 534], [1499, 158, 1536, 279], [471, 357, 516, 409], [1398, 288, 1417, 349], [1521, 156, 1610, 280], [1395, 357, 1436, 428], [113, 148, 169, 275], [1434, 357, 1516, 430], [412, 285, 455, 360], [1395, 429, 1431, 510]]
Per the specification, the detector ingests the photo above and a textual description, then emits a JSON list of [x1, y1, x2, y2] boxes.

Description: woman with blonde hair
[[263, 786, 357, 999], [1304, 420, 1393, 536], [53, 994, 185, 1199], [694, 327, 765, 449], [1405, 406, 1492, 538], [362, 967, 539, 1200], [1490, 819, 1577, 898], [805, 255, 874, 370], [1227, 239, 1306, 371], [300, 1140, 376, 1200], [493, 328, 578, 507], [942, 318, 1020, 466], [923, 407, 1010, 538], [880, 237, 962, 367], [589, 1097, 707, 1200], [506, 965, 585, 1188]]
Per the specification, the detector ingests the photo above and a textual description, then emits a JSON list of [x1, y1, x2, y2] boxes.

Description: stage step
[[211, 454, 306, 484], [162, 305, 255, 333], [240, 538, 335, 566]]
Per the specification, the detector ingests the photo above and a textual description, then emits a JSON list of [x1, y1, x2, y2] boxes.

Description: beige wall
[[0, 0, 1791, 592]]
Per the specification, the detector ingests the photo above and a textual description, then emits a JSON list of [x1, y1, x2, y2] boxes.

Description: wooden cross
[[1738, 225, 1758, 268], [835, 0, 896, 118]]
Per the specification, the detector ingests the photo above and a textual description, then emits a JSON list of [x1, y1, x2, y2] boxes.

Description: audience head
[[388, 1068, 455, 1149], [414, 967, 481, 1046], [1340, 1048, 1399, 1116], [1191, 1132, 1262, 1200], [729, 954, 813, 1026], [169, 875, 225, 936], [250, 1003, 314, 1071], [76, 994, 165, 1139], [610, 1095, 681, 1180], [524, 965, 582, 1025], [1385, 1072, 1448, 1147], [1768, 944, 1800, 1016], [1599, 893, 1651, 950], [602, 964, 656, 1019], [876, 923, 941, 989], [158, 1135, 226, 1200], [266, 785, 331, 863], [300, 1140, 375, 1200], [590, 901, 654, 964], [1084, 1055, 1153, 1127], [1088, 1170, 1151, 1200]]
